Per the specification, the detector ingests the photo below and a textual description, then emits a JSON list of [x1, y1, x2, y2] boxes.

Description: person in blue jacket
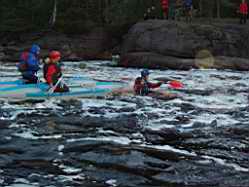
[[18, 44, 41, 84], [184, 0, 193, 22]]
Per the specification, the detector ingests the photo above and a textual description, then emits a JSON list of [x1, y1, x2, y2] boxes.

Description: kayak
[[0, 81, 126, 100], [0, 80, 24, 88], [0, 77, 91, 88]]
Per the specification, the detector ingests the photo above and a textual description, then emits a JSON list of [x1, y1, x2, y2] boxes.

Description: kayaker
[[43, 51, 69, 93], [134, 69, 163, 96], [239, 0, 248, 24], [17, 44, 41, 84]]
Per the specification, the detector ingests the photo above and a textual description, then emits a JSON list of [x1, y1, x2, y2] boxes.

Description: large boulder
[[120, 20, 249, 70], [119, 52, 249, 70]]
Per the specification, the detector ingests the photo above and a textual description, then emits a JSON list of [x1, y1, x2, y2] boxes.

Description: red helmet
[[49, 51, 61, 61]]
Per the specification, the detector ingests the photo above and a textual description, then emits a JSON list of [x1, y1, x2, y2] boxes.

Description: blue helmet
[[30, 44, 41, 55], [141, 69, 150, 77]]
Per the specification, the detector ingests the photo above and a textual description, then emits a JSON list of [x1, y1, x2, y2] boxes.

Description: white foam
[[141, 144, 197, 157], [106, 179, 118, 187], [67, 136, 132, 145], [5, 184, 37, 187], [59, 164, 82, 174], [13, 130, 62, 140], [58, 145, 64, 152], [57, 174, 85, 182], [203, 156, 249, 172]]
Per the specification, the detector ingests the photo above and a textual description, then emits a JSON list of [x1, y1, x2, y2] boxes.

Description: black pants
[[240, 14, 247, 24], [22, 74, 38, 84], [54, 83, 70, 93]]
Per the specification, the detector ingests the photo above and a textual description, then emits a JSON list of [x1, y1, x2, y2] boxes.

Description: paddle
[[167, 80, 184, 89], [48, 75, 64, 94]]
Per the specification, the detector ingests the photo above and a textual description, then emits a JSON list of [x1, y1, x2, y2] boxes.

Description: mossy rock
[[78, 63, 87, 69]]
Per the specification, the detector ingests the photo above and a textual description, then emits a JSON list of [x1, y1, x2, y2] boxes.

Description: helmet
[[30, 44, 41, 55], [141, 69, 150, 77], [49, 51, 61, 61]]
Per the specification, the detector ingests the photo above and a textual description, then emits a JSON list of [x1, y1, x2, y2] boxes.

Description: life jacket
[[134, 77, 150, 96], [240, 3, 248, 14], [44, 63, 62, 84], [17, 51, 29, 72], [161, 0, 169, 9]]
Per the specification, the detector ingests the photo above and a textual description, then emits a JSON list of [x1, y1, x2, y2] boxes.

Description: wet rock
[[0, 29, 115, 62], [143, 128, 192, 144], [175, 115, 191, 124], [0, 120, 11, 128], [34, 114, 142, 135], [119, 52, 197, 70], [64, 144, 180, 186], [151, 160, 249, 187], [0, 52, 5, 61], [119, 52, 249, 71], [226, 124, 249, 136]]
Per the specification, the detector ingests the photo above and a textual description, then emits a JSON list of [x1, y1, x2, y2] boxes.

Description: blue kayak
[[0, 81, 126, 100], [0, 77, 91, 88]]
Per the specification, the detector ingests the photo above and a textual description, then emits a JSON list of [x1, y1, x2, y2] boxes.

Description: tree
[[216, 0, 221, 18], [50, 0, 57, 27]]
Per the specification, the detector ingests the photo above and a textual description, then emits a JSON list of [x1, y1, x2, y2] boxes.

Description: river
[[0, 61, 248, 187]]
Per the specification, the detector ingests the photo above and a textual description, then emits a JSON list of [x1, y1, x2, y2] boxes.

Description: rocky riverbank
[[2, 20, 249, 71], [0, 28, 120, 62], [119, 20, 249, 71]]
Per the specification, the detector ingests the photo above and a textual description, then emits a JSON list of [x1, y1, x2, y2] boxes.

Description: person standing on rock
[[184, 0, 193, 22], [17, 44, 41, 84], [43, 51, 69, 93], [161, 0, 169, 19], [175, 0, 183, 21], [239, 0, 248, 24]]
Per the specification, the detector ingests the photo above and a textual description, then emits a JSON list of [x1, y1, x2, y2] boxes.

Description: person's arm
[[148, 82, 163, 89]]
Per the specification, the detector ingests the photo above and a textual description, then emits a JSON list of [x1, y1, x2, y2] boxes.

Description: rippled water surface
[[0, 61, 249, 187]]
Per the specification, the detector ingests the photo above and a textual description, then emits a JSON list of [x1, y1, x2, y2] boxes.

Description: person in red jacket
[[161, 0, 169, 19], [43, 51, 69, 93], [239, 0, 248, 24], [134, 69, 163, 96]]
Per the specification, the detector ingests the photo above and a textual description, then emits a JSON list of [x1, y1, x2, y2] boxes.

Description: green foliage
[[0, 0, 244, 33]]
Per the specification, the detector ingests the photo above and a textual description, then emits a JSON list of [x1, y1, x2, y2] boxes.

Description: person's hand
[[44, 57, 50, 64]]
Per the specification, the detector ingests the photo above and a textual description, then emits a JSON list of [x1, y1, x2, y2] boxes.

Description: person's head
[[30, 44, 40, 55], [242, 0, 245, 3], [49, 51, 61, 63], [141, 69, 150, 80]]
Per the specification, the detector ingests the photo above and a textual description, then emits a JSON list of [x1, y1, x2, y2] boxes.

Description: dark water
[[0, 61, 249, 187]]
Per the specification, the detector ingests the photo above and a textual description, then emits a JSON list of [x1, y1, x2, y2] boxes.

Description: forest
[[0, 0, 242, 33]]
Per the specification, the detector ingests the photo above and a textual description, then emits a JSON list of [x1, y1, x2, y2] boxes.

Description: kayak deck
[[0, 80, 126, 100]]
